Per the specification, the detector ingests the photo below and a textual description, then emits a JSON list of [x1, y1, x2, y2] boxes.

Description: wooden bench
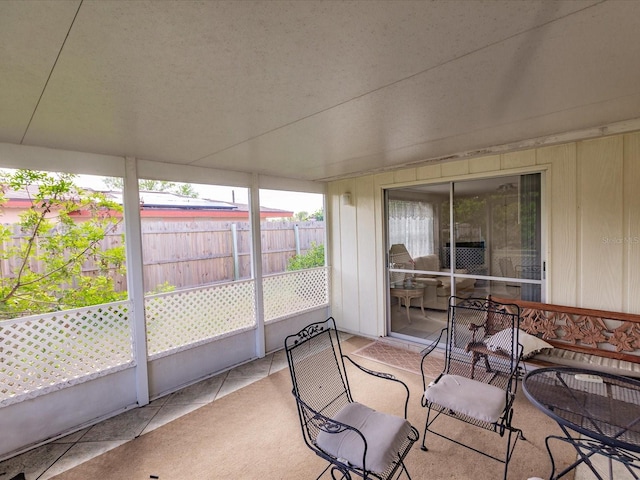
[[492, 297, 640, 378]]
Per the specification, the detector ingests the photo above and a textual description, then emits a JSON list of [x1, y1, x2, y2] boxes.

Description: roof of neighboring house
[[1, 187, 293, 218], [120, 190, 239, 211]]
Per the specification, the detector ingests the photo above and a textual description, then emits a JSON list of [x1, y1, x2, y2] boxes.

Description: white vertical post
[[123, 157, 149, 406], [250, 174, 265, 358], [231, 223, 239, 281]]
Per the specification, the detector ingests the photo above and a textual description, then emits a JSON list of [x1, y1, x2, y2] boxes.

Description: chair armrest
[[420, 327, 446, 357], [420, 327, 447, 391], [468, 322, 484, 343], [293, 392, 367, 461], [343, 355, 411, 419]]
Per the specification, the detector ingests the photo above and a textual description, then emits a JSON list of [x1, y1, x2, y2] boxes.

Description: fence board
[[0, 221, 325, 293]]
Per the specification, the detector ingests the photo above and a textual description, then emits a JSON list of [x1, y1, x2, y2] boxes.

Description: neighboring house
[[0, 187, 293, 224]]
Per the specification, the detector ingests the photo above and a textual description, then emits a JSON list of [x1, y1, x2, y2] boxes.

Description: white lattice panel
[[145, 280, 256, 359], [263, 267, 329, 322], [0, 302, 134, 407]]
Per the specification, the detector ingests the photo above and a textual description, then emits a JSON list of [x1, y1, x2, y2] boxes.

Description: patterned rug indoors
[[352, 341, 444, 378]]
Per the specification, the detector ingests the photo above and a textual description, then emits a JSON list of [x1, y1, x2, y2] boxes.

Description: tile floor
[[0, 349, 290, 480]]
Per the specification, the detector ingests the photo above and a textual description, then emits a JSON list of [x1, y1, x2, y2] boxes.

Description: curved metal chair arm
[[293, 392, 371, 472], [468, 322, 483, 343], [420, 327, 446, 391], [343, 355, 411, 419]]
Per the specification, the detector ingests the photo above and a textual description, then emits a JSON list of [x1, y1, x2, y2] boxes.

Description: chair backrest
[[284, 318, 352, 443], [444, 296, 521, 390]]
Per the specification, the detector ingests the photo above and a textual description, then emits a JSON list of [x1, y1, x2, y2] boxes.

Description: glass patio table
[[522, 366, 640, 480]]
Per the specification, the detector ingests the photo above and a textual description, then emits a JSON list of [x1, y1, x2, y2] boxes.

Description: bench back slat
[[492, 297, 640, 365]]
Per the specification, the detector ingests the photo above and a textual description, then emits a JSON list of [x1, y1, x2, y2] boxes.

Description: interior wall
[[328, 131, 640, 336]]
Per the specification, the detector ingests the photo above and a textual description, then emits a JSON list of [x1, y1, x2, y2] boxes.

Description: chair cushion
[[316, 402, 412, 474], [424, 374, 506, 423]]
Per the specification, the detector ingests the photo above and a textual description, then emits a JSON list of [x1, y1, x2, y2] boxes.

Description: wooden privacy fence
[[0, 220, 325, 292]]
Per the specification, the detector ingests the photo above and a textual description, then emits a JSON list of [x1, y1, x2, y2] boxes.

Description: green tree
[[286, 243, 325, 271], [310, 209, 324, 221], [0, 170, 127, 318], [293, 211, 309, 221], [102, 177, 198, 198]]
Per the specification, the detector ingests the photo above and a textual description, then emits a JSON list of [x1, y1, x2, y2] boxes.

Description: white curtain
[[388, 200, 434, 258]]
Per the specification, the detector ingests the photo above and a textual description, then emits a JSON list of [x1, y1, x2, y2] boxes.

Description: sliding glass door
[[386, 173, 543, 341]]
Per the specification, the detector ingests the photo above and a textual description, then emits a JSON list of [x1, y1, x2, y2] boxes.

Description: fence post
[[294, 223, 300, 256], [231, 223, 239, 281]]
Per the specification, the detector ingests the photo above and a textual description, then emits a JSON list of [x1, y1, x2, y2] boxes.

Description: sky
[[0, 168, 323, 214], [77, 174, 323, 214]]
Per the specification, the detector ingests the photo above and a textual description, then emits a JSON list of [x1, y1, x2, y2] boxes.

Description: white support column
[[250, 174, 265, 358], [123, 157, 150, 406], [323, 192, 332, 317]]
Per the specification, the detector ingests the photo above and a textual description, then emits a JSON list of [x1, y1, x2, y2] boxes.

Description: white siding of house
[[328, 131, 640, 337], [626, 133, 640, 313]]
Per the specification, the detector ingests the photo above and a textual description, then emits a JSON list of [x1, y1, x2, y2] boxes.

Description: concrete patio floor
[[0, 348, 290, 480], [0, 332, 633, 480]]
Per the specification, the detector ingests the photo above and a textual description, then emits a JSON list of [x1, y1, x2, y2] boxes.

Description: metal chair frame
[[285, 317, 419, 480], [419, 296, 525, 480]]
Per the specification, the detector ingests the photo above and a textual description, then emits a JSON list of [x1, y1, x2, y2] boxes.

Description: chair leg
[[471, 352, 478, 378], [502, 428, 513, 480], [502, 427, 525, 480], [483, 353, 492, 373], [420, 406, 433, 451], [328, 465, 351, 480], [399, 459, 413, 480]]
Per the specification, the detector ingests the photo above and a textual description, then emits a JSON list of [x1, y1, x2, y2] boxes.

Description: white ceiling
[[1, 0, 639, 183]]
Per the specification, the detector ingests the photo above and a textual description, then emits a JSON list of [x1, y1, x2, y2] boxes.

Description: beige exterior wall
[[328, 131, 640, 337]]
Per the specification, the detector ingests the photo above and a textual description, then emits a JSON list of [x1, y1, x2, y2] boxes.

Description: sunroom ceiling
[[1, 0, 640, 182]]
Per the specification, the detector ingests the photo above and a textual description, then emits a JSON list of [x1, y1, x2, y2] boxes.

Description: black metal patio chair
[[285, 317, 419, 480], [419, 296, 525, 480]]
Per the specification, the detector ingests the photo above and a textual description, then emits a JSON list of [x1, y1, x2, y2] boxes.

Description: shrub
[[287, 243, 325, 271]]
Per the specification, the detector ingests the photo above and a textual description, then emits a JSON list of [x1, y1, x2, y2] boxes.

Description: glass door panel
[[386, 173, 543, 342], [453, 174, 542, 301], [387, 184, 450, 340]]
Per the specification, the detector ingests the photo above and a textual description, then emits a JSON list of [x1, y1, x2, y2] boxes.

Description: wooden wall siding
[[328, 131, 640, 338], [541, 143, 577, 306], [624, 132, 640, 313], [577, 136, 624, 310], [355, 175, 378, 337]]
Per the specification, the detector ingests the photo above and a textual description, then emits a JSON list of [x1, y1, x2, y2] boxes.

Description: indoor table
[[389, 285, 425, 323], [522, 366, 640, 480]]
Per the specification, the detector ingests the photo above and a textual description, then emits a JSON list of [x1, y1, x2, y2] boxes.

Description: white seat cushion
[[424, 374, 506, 423], [316, 402, 412, 474]]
